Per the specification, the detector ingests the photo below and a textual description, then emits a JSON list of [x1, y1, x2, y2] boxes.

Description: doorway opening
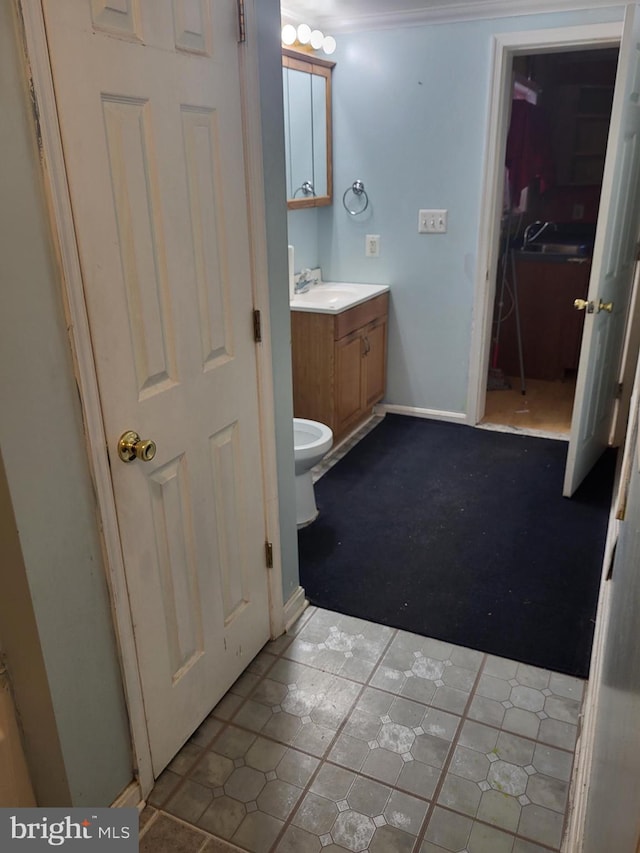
[[483, 47, 619, 436]]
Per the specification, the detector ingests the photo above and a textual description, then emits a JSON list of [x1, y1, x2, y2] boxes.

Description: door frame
[[18, 0, 285, 799], [467, 21, 624, 428]]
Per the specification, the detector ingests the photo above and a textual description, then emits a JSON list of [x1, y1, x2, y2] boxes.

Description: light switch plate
[[419, 209, 448, 233]]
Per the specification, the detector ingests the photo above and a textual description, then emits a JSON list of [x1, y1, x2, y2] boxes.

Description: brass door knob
[[574, 298, 594, 313], [598, 299, 614, 313], [118, 431, 157, 463]]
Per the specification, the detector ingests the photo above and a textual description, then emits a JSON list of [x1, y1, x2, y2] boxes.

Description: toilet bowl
[[293, 418, 333, 527]]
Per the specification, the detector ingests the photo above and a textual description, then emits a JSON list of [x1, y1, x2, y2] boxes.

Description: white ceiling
[[280, 0, 623, 33]]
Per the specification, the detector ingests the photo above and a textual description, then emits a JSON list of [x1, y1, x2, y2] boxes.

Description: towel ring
[[293, 180, 315, 198], [343, 180, 369, 216]]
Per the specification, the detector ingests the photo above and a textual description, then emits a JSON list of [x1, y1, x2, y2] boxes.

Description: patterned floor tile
[[420, 813, 518, 853], [164, 725, 318, 852], [232, 660, 361, 757], [139, 813, 211, 853], [282, 610, 394, 683], [439, 719, 570, 848], [334, 685, 455, 788], [289, 761, 427, 852], [147, 606, 583, 853], [468, 656, 582, 748], [370, 630, 483, 713]]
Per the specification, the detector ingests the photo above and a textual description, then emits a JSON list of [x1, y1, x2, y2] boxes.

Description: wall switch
[[366, 234, 380, 257], [418, 209, 448, 233]]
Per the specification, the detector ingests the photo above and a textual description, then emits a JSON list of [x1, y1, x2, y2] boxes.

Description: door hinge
[[237, 0, 246, 43], [265, 541, 274, 569], [616, 381, 623, 399], [253, 309, 262, 343]]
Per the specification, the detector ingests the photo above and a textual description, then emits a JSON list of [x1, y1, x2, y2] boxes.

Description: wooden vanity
[[291, 292, 389, 443]]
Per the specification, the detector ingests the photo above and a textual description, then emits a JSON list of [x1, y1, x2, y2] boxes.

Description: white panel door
[[42, 0, 271, 775], [564, 4, 640, 496], [581, 353, 640, 851]]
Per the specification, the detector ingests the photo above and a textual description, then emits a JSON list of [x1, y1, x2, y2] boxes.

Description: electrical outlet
[[418, 209, 448, 233], [366, 234, 380, 257]]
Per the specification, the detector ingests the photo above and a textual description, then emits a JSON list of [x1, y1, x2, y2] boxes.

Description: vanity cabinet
[[291, 293, 389, 443], [496, 256, 590, 381]]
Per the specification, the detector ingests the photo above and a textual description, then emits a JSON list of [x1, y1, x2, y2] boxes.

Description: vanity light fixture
[[297, 23, 312, 45], [281, 23, 337, 56], [281, 23, 297, 45]]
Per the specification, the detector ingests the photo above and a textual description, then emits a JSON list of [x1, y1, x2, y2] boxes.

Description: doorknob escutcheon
[[118, 430, 157, 463]]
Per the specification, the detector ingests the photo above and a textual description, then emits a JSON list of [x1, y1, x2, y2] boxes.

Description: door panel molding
[[18, 0, 154, 795], [19, 0, 283, 796], [564, 5, 640, 495]]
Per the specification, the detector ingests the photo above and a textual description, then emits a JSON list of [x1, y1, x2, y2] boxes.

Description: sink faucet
[[523, 220, 557, 247], [294, 268, 318, 294]]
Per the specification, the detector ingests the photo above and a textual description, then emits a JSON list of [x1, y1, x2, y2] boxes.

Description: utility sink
[[290, 281, 390, 314], [524, 243, 590, 256], [519, 222, 595, 258]]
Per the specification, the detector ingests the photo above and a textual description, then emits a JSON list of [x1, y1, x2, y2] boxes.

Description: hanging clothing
[[505, 99, 555, 202]]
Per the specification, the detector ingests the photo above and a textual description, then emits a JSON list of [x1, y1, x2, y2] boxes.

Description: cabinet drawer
[[334, 293, 389, 340]]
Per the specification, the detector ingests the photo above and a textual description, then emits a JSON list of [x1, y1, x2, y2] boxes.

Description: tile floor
[[140, 606, 583, 853]]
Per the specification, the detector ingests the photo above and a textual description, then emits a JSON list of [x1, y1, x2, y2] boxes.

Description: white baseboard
[[111, 780, 143, 810], [377, 403, 468, 423], [283, 586, 307, 632]]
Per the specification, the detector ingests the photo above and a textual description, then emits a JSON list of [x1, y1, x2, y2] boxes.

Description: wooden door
[[43, 0, 271, 775]]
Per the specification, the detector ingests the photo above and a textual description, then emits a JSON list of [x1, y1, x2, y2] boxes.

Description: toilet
[[293, 418, 333, 527]]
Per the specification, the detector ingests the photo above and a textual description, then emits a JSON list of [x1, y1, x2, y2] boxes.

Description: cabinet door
[[335, 331, 364, 437], [363, 317, 387, 408], [499, 258, 589, 381]]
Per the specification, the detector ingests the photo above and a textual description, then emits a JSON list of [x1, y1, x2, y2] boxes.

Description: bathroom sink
[[290, 282, 390, 314]]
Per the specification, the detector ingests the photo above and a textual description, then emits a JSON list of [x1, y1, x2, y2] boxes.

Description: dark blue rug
[[297, 414, 616, 677]]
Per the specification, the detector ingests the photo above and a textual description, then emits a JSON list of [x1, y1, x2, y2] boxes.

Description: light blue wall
[[288, 208, 320, 272], [257, 0, 300, 606], [289, 6, 625, 416]]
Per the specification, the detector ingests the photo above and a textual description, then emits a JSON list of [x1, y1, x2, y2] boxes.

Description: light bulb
[[310, 29, 324, 50], [322, 35, 336, 55], [281, 24, 297, 46], [297, 23, 311, 44]]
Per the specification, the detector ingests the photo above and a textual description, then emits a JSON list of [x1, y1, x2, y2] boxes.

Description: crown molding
[[280, 0, 624, 34]]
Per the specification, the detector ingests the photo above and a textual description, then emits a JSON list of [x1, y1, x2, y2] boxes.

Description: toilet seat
[[293, 418, 333, 474], [293, 418, 333, 525]]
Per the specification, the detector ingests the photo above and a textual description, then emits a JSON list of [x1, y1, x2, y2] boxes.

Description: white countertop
[[290, 282, 390, 314]]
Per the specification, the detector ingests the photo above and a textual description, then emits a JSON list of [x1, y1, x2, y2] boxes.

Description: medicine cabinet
[[282, 49, 334, 209]]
